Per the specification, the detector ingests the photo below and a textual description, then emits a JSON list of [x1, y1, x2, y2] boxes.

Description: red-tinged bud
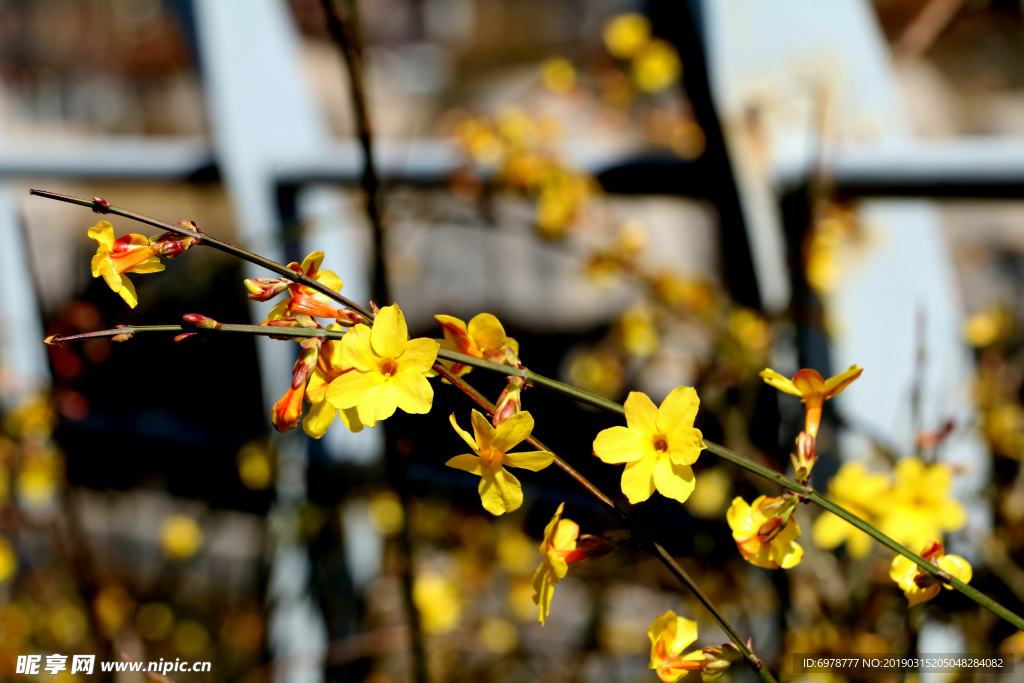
[[790, 431, 817, 483], [272, 385, 304, 433], [111, 325, 134, 342], [755, 495, 798, 542], [335, 309, 364, 327], [370, 301, 381, 316], [44, 335, 64, 346], [493, 376, 524, 427], [756, 515, 783, 541], [701, 643, 743, 682], [245, 278, 291, 301], [176, 219, 200, 233], [92, 196, 111, 213], [182, 313, 221, 330], [173, 332, 204, 345], [576, 529, 631, 559], [291, 339, 322, 389]]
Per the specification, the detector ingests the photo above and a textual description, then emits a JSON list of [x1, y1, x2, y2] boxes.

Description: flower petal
[[338, 406, 363, 433], [478, 467, 523, 515], [653, 458, 695, 504], [666, 427, 705, 466], [393, 370, 434, 415], [450, 414, 480, 452], [306, 369, 329, 403], [371, 304, 408, 358], [624, 391, 659, 436], [468, 313, 507, 350], [594, 426, 649, 464], [792, 369, 826, 397], [435, 315, 478, 356], [656, 386, 699, 432], [88, 221, 115, 248], [470, 410, 496, 451], [492, 411, 534, 452], [446, 453, 482, 475], [532, 562, 555, 625], [301, 251, 325, 276], [118, 275, 138, 308], [552, 519, 579, 551], [759, 368, 802, 396], [621, 454, 657, 504], [302, 398, 336, 438], [356, 382, 401, 427], [315, 269, 343, 293], [503, 450, 554, 472], [824, 364, 863, 397], [938, 554, 972, 586], [399, 338, 440, 374], [668, 614, 698, 655], [811, 512, 850, 550], [341, 325, 378, 372], [325, 368, 384, 409]]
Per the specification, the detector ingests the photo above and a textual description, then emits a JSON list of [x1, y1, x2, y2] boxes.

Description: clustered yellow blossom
[[603, 13, 682, 94], [890, 539, 972, 607], [727, 495, 804, 569], [532, 503, 584, 625], [593, 387, 705, 505], [647, 611, 705, 682], [447, 410, 553, 515]]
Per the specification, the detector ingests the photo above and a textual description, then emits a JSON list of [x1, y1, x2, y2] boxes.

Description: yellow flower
[[325, 304, 440, 427], [963, 308, 1008, 348], [248, 251, 358, 325], [413, 573, 462, 634], [727, 495, 803, 569], [632, 40, 682, 93], [435, 313, 519, 376], [647, 611, 705, 682], [0, 534, 16, 583], [759, 365, 863, 438], [890, 539, 972, 607], [447, 410, 554, 516], [303, 324, 363, 438], [617, 305, 659, 357], [541, 56, 577, 93], [593, 388, 705, 505], [161, 515, 203, 561], [879, 457, 965, 551], [604, 13, 651, 59], [532, 503, 584, 625], [812, 463, 889, 559], [88, 221, 165, 308]]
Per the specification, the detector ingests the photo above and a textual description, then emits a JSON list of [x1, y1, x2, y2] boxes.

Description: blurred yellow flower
[[684, 466, 731, 519], [727, 495, 803, 569], [304, 325, 363, 438], [325, 304, 440, 428], [136, 602, 174, 641], [532, 503, 583, 625], [413, 573, 461, 634], [17, 454, 60, 510], [986, 402, 1024, 459], [447, 410, 553, 516], [479, 617, 519, 655], [879, 457, 965, 551], [632, 40, 682, 93], [435, 313, 519, 376], [647, 610, 705, 682], [604, 13, 651, 59], [47, 600, 88, 646], [568, 347, 625, 399], [813, 462, 888, 558], [160, 514, 203, 561], [369, 490, 405, 536], [94, 584, 133, 636], [88, 221, 164, 308], [890, 539, 971, 607], [536, 171, 590, 238], [964, 308, 1008, 348], [497, 526, 537, 575], [174, 620, 210, 656], [729, 308, 771, 353], [759, 365, 862, 438], [236, 442, 273, 490], [618, 306, 659, 357], [541, 56, 577, 93], [593, 388, 705, 505], [0, 534, 16, 583]]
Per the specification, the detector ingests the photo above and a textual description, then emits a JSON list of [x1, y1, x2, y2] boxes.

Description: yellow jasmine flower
[[0, 534, 16, 583], [617, 305, 659, 357], [727, 495, 803, 569], [759, 365, 863, 438], [413, 573, 462, 634], [647, 611, 705, 682], [879, 457, 966, 551], [532, 503, 585, 625], [161, 515, 203, 561], [593, 387, 706, 505], [604, 13, 651, 59], [541, 56, 577, 93], [812, 462, 889, 558], [88, 221, 165, 308], [303, 324, 363, 438], [447, 410, 554, 515], [890, 539, 972, 607], [325, 304, 440, 427], [435, 312, 519, 376], [632, 39, 682, 93], [246, 251, 360, 325]]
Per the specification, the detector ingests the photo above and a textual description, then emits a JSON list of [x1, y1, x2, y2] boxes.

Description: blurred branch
[[894, 0, 970, 57]]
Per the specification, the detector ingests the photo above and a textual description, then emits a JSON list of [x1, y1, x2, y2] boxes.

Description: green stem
[[432, 365, 775, 683], [46, 322, 1024, 631], [28, 189, 375, 322]]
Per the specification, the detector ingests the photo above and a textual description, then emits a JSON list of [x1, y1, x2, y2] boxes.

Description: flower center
[[653, 435, 669, 452], [480, 448, 504, 468], [380, 359, 398, 377]]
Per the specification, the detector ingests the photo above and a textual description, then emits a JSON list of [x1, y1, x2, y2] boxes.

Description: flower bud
[[701, 643, 743, 682], [244, 278, 291, 301], [173, 332, 204, 346], [182, 313, 221, 330], [790, 431, 817, 483], [576, 529, 631, 560], [493, 376, 524, 426], [111, 325, 134, 343]]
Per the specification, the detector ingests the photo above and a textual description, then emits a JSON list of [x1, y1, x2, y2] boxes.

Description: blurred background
[[3, 0, 1024, 681]]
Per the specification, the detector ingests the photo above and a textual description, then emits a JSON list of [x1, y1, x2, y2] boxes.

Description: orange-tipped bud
[[152, 220, 201, 258], [493, 376, 524, 427], [272, 385, 304, 433], [182, 313, 221, 330], [790, 431, 817, 483], [245, 278, 291, 301]]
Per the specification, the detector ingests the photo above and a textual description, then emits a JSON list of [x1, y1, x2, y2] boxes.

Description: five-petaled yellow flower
[[727, 495, 804, 569], [890, 539, 972, 607], [759, 365, 862, 438], [813, 462, 888, 559], [447, 410, 554, 516], [435, 313, 519, 376], [325, 304, 439, 427], [593, 387, 705, 505], [647, 611, 705, 682], [88, 221, 164, 308], [303, 324, 363, 438], [532, 502, 584, 625], [879, 457, 965, 552]]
